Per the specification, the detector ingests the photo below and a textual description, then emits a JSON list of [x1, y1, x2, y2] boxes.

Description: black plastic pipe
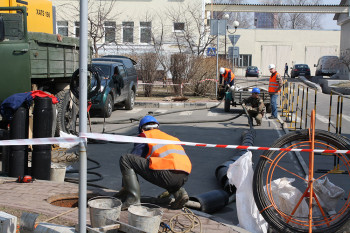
[[32, 97, 53, 180], [8, 106, 29, 177]]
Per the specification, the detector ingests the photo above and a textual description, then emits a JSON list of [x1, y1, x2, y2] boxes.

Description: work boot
[[113, 188, 128, 202], [171, 187, 189, 209], [120, 169, 140, 210]]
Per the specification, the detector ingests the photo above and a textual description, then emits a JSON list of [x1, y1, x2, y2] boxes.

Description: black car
[[245, 66, 260, 77], [90, 56, 137, 117], [290, 64, 311, 78]]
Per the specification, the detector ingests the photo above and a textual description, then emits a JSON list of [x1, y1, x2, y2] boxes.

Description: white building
[[52, 0, 341, 76], [334, 0, 350, 79]]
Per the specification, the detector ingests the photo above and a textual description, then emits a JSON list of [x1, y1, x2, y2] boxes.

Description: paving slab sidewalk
[[0, 177, 249, 233]]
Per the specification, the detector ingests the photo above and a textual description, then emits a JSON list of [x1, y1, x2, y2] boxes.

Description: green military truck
[[0, 6, 88, 135]]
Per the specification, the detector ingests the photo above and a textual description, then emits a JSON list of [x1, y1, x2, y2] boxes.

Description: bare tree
[[340, 49, 350, 74], [138, 53, 159, 97], [165, 2, 216, 56], [264, 0, 324, 29], [55, 0, 120, 57], [214, 0, 252, 28]]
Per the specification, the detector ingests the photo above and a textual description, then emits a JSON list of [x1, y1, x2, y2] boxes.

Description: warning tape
[[0, 133, 349, 154], [199, 79, 218, 83]]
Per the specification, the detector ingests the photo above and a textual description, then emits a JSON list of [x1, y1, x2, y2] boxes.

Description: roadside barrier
[[327, 90, 349, 135], [280, 82, 317, 130], [0, 133, 349, 154]]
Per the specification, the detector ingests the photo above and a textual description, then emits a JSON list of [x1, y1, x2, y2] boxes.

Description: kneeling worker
[[242, 88, 265, 126], [116, 115, 192, 209]]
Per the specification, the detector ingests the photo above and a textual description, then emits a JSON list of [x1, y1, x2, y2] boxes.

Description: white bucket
[[128, 203, 163, 233], [50, 164, 66, 183], [88, 196, 122, 228]]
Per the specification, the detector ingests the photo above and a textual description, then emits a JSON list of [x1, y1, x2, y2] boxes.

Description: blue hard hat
[[139, 115, 159, 133], [252, 88, 260, 94]]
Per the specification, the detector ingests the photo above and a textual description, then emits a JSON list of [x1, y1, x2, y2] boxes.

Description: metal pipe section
[[215, 124, 255, 195], [32, 97, 53, 180], [79, 0, 88, 231], [9, 106, 29, 177]]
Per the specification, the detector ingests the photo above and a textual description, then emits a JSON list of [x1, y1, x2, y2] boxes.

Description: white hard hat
[[219, 67, 225, 74], [268, 64, 276, 69]]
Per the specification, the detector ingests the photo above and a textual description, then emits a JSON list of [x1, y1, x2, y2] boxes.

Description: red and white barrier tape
[[0, 133, 349, 154]]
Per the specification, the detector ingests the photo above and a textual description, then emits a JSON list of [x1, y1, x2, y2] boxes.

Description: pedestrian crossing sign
[[207, 47, 216, 57]]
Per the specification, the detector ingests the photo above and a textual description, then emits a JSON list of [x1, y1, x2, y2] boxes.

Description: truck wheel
[[102, 94, 113, 118], [125, 90, 135, 110], [55, 90, 79, 136], [224, 97, 230, 112]]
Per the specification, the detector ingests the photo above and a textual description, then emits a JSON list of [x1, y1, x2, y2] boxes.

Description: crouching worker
[[242, 88, 265, 126], [115, 115, 192, 210]]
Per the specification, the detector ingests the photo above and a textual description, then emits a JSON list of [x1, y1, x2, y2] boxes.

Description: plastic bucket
[[128, 203, 163, 233], [50, 164, 66, 183], [87, 196, 122, 228]]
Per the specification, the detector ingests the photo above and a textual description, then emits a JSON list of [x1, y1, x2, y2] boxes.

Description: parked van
[[314, 56, 339, 76]]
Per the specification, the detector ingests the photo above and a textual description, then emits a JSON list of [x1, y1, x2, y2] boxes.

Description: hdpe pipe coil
[[189, 189, 229, 214]]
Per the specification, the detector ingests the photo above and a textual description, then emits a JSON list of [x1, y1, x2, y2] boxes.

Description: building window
[[238, 54, 252, 67], [75, 22, 80, 38], [140, 22, 151, 43], [122, 22, 134, 43], [173, 22, 184, 32], [57, 21, 68, 36], [104, 21, 116, 43]]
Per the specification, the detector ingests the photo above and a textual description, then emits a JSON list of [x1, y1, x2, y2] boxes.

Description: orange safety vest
[[269, 72, 281, 93], [223, 68, 235, 82], [143, 129, 192, 174]]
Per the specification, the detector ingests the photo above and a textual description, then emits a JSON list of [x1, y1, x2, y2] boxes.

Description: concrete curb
[[135, 101, 220, 108]]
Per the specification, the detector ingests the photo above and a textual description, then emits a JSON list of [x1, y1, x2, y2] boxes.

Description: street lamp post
[[230, 21, 240, 73]]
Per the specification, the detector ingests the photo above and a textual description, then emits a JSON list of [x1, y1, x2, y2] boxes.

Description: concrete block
[[159, 102, 170, 108], [0, 211, 17, 233], [34, 223, 75, 233]]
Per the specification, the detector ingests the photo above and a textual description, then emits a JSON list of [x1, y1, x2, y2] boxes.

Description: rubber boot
[[113, 188, 128, 202], [121, 169, 140, 210], [171, 187, 189, 209]]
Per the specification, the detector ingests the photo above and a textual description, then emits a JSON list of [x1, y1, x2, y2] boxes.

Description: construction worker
[[219, 67, 235, 87], [268, 64, 283, 119], [116, 115, 192, 210], [242, 88, 265, 126]]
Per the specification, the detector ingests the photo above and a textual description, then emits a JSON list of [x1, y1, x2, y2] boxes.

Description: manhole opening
[[48, 193, 98, 208]]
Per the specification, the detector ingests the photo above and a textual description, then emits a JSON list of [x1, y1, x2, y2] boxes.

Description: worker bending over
[[115, 115, 192, 210], [242, 88, 265, 126], [219, 67, 235, 87]]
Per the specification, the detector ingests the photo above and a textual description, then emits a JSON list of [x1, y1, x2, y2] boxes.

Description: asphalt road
[[66, 76, 350, 227]]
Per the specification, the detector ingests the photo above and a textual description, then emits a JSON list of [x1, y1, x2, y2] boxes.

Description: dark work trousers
[[120, 154, 188, 193]]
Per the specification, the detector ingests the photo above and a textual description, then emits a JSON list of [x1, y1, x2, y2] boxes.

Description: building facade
[[52, 0, 341, 76]]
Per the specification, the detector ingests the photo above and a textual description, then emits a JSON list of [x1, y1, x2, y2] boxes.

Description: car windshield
[[93, 64, 110, 78]]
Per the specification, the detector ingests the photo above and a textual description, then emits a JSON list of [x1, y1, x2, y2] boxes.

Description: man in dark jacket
[[242, 88, 265, 126]]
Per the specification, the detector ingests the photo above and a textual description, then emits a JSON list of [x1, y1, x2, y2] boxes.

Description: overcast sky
[[247, 0, 341, 30]]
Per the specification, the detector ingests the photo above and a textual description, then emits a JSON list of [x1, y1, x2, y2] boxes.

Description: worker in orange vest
[[115, 115, 192, 210], [268, 64, 283, 119], [219, 67, 235, 87]]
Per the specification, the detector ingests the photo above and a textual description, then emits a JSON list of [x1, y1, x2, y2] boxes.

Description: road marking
[[270, 119, 283, 137], [126, 109, 143, 114], [179, 111, 193, 116], [316, 113, 330, 124], [155, 109, 168, 114], [208, 112, 218, 116], [341, 115, 350, 122]]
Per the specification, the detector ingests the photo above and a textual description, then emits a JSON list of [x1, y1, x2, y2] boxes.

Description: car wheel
[[291, 75, 295, 79], [102, 94, 113, 118], [55, 89, 79, 136], [125, 90, 135, 110]]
